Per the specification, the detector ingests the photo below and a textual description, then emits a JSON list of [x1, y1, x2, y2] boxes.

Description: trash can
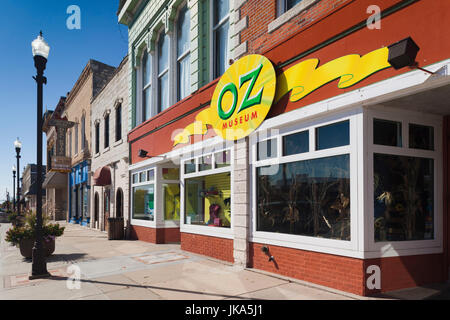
[[107, 217, 124, 240]]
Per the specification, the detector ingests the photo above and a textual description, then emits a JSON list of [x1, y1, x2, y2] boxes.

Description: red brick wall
[[181, 233, 234, 263], [364, 254, 446, 295], [249, 242, 365, 295], [241, 0, 350, 55], [130, 225, 180, 244]]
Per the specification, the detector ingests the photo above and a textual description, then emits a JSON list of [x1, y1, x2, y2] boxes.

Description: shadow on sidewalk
[[46, 275, 262, 300], [21, 253, 88, 263]]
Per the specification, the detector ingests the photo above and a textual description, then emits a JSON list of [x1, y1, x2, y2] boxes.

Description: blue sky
[[0, 0, 128, 202]]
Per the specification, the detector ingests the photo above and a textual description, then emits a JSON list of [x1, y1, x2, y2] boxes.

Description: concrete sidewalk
[[0, 222, 446, 300]]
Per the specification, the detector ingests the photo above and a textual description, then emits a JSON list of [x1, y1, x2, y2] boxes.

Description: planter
[[19, 238, 56, 259]]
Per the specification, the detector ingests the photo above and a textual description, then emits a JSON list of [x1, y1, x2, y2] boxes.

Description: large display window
[[132, 168, 155, 221], [182, 149, 232, 231]]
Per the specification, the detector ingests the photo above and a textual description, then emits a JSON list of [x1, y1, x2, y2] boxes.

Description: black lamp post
[[14, 139, 22, 216], [30, 31, 50, 279], [12, 166, 16, 212]]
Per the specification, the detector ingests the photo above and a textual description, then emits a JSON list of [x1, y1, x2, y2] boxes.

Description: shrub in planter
[[5, 212, 65, 259]]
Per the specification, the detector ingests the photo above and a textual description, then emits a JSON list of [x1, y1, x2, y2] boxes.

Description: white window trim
[[175, 2, 191, 102], [131, 167, 157, 228], [250, 110, 360, 257], [269, 0, 320, 33], [210, 0, 230, 81], [364, 106, 443, 258], [180, 146, 234, 239]]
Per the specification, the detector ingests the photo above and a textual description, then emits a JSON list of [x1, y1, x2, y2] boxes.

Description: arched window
[[158, 31, 170, 113], [177, 4, 191, 101], [74, 122, 79, 154], [116, 103, 122, 142], [81, 114, 86, 150]]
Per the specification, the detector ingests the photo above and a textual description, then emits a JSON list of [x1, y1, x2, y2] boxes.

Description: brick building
[[90, 56, 130, 232], [21, 164, 46, 214], [62, 60, 116, 225], [119, 0, 450, 296]]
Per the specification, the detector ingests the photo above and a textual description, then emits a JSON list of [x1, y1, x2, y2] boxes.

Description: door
[[94, 192, 99, 228], [116, 188, 123, 218]]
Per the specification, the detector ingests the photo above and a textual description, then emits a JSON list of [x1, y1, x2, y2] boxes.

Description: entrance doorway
[[94, 192, 99, 229], [116, 188, 123, 218], [104, 190, 110, 231]]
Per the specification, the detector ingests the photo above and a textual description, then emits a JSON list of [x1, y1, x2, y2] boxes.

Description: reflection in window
[[257, 138, 277, 161], [177, 5, 191, 101], [147, 169, 155, 181], [132, 174, 139, 184], [164, 184, 180, 220], [316, 120, 349, 150], [257, 154, 350, 240], [283, 131, 309, 156], [409, 124, 434, 150], [185, 172, 231, 227], [199, 155, 213, 171], [374, 154, 434, 242], [142, 51, 152, 121], [213, 0, 229, 78], [374, 119, 402, 147], [139, 172, 146, 183], [215, 150, 230, 168], [185, 159, 196, 174], [132, 185, 155, 221], [158, 32, 170, 112], [278, 0, 303, 16], [162, 168, 180, 180]]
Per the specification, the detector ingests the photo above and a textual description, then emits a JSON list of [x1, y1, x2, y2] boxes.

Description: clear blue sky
[[0, 0, 128, 202]]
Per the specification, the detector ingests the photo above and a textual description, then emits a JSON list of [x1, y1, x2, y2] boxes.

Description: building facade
[[21, 164, 46, 214], [90, 56, 130, 232], [43, 97, 74, 221], [62, 60, 116, 225], [120, 0, 450, 296]]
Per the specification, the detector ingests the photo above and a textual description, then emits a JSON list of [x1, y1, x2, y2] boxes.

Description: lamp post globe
[[14, 138, 21, 216], [30, 31, 50, 279]]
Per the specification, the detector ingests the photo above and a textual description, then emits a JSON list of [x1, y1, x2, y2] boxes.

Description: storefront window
[[185, 159, 196, 174], [139, 171, 146, 183], [147, 169, 155, 181], [162, 168, 180, 180], [374, 154, 434, 242], [257, 154, 350, 240], [257, 138, 277, 160], [409, 123, 434, 150], [164, 184, 180, 221], [185, 172, 231, 228], [133, 185, 155, 221], [316, 120, 349, 150], [373, 118, 402, 147], [199, 155, 213, 171], [215, 150, 230, 168], [132, 173, 139, 184], [283, 130, 309, 156]]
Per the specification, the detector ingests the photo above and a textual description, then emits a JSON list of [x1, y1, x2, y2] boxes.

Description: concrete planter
[[19, 238, 56, 259]]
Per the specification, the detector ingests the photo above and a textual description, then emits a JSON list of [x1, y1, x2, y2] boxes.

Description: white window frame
[[157, 30, 170, 114], [180, 146, 234, 239], [130, 167, 157, 228], [364, 106, 443, 258], [210, 0, 230, 80], [250, 110, 361, 257], [175, 2, 191, 102], [157, 165, 181, 228], [269, 0, 320, 33]]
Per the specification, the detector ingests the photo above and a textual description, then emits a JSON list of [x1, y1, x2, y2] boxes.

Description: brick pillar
[[232, 137, 250, 267]]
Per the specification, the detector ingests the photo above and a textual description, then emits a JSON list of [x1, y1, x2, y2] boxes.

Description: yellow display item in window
[[164, 184, 180, 221]]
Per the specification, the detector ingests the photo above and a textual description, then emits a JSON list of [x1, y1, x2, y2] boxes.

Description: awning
[[93, 166, 111, 186], [43, 172, 67, 189]]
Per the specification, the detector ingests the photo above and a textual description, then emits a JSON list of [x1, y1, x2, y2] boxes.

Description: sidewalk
[[0, 222, 447, 300]]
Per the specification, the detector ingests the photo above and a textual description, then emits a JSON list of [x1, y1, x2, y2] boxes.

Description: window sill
[[268, 0, 320, 33], [113, 139, 123, 147], [94, 152, 101, 159], [103, 147, 110, 153]]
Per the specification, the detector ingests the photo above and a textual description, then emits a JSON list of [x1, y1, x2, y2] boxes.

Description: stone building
[[90, 56, 130, 232], [61, 60, 116, 225], [22, 164, 46, 214]]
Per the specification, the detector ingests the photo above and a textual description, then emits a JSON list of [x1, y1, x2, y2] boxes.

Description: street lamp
[[12, 166, 16, 212], [30, 31, 50, 279], [14, 138, 21, 216]]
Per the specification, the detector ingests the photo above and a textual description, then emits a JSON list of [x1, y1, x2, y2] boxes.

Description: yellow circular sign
[[210, 54, 276, 141]]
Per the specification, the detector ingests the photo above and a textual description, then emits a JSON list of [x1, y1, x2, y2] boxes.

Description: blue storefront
[[69, 160, 90, 226]]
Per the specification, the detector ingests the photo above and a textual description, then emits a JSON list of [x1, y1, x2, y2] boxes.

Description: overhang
[[93, 166, 111, 186], [43, 172, 68, 189]]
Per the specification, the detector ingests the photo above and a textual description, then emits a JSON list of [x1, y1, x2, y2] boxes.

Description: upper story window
[[81, 115, 86, 150], [278, 0, 303, 16], [104, 114, 110, 149], [212, 0, 230, 79], [158, 32, 170, 113], [177, 4, 191, 102], [74, 123, 78, 154], [116, 104, 122, 142], [142, 51, 151, 121], [68, 129, 72, 157], [95, 122, 100, 154]]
